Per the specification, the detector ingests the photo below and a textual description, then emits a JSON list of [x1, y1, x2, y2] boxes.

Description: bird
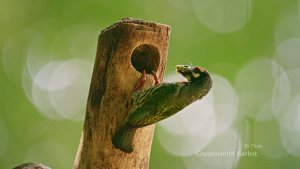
[[112, 65, 212, 153], [13, 162, 51, 169]]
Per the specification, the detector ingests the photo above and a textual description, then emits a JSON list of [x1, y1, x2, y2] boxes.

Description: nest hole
[[131, 44, 160, 74]]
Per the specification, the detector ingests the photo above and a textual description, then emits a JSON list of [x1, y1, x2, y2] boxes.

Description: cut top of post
[[102, 17, 171, 34]]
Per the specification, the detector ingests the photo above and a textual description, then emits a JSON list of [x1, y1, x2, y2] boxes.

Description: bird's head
[[176, 65, 210, 82]]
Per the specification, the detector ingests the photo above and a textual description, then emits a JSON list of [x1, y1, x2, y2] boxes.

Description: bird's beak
[[176, 65, 185, 73]]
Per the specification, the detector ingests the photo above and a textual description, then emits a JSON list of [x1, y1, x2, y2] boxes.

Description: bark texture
[[73, 18, 170, 169]]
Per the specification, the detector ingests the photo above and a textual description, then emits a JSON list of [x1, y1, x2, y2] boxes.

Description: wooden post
[[73, 18, 170, 169]]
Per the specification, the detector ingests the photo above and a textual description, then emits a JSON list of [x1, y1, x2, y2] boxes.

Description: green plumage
[[113, 65, 212, 153]]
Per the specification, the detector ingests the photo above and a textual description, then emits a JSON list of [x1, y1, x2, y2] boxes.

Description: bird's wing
[[126, 82, 181, 127]]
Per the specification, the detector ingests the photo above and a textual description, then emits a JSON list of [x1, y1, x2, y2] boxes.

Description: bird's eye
[[192, 67, 201, 74], [191, 67, 201, 78]]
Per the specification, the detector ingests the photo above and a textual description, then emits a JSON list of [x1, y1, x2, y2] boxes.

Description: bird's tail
[[112, 124, 136, 153]]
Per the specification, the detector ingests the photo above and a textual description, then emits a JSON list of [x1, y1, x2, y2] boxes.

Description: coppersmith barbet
[[113, 65, 212, 153]]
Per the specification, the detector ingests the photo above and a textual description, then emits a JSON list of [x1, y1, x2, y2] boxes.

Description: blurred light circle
[[271, 71, 291, 119], [158, 73, 238, 156], [280, 126, 300, 157], [193, 0, 252, 33], [48, 59, 92, 121], [253, 120, 288, 159], [25, 24, 97, 80], [24, 141, 73, 169], [159, 96, 214, 136], [199, 129, 241, 168], [210, 74, 238, 135], [274, 11, 300, 46], [22, 68, 35, 103], [284, 69, 300, 97], [273, 69, 300, 131], [275, 37, 300, 70], [26, 32, 53, 79], [183, 129, 241, 169], [256, 100, 276, 121], [33, 61, 63, 90], [157, 97, 216, 157], [161, 73, 214, 136], [31, 59, 92, 121], [49, 24, 98, 61], [0, 119, 8, 158], [234, 58, 285, 121], [165, 73, 238, 134], [277, 96, 300, 132], [236, 118, 251, 147], [31, 61, 64, 120]]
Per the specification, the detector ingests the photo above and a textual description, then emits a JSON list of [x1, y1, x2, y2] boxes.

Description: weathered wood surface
[[73, 18, 170, 169]]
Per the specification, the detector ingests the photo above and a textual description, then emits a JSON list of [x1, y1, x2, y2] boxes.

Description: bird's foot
[[134, 70, 160, 91], [150, 71, 160, 85], [134, 70, 147, 91]]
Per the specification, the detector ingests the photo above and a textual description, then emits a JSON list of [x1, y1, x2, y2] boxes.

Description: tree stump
[[73, 18, 171, 169]]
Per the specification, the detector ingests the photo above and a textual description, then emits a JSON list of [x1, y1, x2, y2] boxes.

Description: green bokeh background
[[1, 0, 300, 169]]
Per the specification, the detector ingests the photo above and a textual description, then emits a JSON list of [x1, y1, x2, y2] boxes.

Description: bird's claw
[[150, 71, 160, 85], [134, 70, 147, 91], [134, 70, 160, 91]]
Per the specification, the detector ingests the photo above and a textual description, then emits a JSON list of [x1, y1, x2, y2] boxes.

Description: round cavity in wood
[[131, 44, 160, 74]]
